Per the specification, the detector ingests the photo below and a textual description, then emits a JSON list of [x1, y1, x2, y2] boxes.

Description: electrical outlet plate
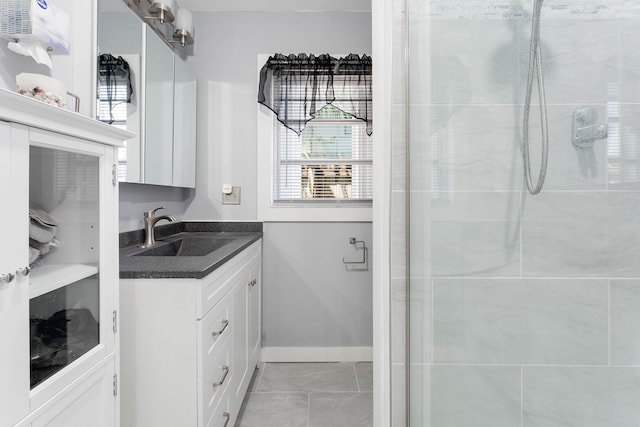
[[222, 186, 241, 205]]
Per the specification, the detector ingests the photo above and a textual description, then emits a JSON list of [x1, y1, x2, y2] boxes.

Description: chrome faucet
[[141, 207, 176, 248]]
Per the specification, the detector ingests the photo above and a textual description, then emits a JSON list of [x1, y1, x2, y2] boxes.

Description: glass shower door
[[408, 1, 640, 426]]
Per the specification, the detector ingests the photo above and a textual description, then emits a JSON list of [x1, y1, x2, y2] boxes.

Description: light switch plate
[[222, 186, 241, 205]]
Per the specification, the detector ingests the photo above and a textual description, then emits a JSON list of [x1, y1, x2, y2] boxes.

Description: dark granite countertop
[[119, 222, 263, 279]]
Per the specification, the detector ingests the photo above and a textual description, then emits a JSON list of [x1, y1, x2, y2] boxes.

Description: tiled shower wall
[[406, 1, 640, 426]]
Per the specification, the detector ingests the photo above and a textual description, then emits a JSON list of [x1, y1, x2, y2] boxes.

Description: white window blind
[[273, 104, 373, 204], [96, 75, 129, 126], [97, 75, 129, 180]]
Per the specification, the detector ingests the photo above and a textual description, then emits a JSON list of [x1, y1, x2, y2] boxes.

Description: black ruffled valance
[[258, 53, 372, 136]]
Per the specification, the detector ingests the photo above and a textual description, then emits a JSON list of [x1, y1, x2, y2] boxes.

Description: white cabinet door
[[231, 270, 249, 406], [247, 260, 261, 369], [27, 131, 116, 411], [0, 121, 30, 426], [29, 359, 116, 427]]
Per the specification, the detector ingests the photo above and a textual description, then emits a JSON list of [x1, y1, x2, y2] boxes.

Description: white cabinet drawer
[[207, 393, 231, 427], [198, 290, 233, 377], [200, 332, 231, 426]]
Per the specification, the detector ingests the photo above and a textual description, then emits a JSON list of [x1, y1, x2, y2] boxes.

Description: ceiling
[[177, 0, 371, 12]]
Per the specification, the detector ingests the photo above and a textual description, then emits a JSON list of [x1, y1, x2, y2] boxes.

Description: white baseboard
[[260, 347, 373, 363]]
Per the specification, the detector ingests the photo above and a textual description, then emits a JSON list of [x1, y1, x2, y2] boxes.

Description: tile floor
[[235, 362, 373, 427]]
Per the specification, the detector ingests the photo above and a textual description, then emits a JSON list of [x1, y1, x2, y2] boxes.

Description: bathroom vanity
[[0, 89, 133, 427], [118, 224, 262, 427]]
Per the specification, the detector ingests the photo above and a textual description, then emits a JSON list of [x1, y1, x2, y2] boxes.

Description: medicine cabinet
[[96, 0, 197, 188]]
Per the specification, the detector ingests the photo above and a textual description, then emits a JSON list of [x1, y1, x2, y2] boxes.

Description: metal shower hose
[[522, 0, 549, 195]]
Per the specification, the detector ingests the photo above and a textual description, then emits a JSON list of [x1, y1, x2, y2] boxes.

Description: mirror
[[97, 0, 143, 182], [97, 0, 197, 188], [144, 26, 174, 186], [173, 55, 197, 188]]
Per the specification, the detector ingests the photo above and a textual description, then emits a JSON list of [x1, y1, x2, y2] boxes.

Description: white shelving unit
[[0, 89, 134, 427], [29, 264, 99, 299]]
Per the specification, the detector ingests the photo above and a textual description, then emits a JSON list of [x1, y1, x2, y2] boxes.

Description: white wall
[[180, 11, 373, 353], [183, 10, 372, 220], [119, 183, 191, 231], [262, 222, 373, 348]]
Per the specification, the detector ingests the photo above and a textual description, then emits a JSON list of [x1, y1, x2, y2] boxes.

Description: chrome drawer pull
[[222, 412, 230, 427], [212, 320, 229, 337], [212, 366, 229, 387], [0, 273, 15, 284]]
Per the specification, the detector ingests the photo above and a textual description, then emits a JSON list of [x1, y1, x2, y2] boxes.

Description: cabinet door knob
[[0, 273, 15, 284], [211, 319, 229, 337], [16, 266, 31, 277], [222, 412, 230, 427], [212, 365, 229, 387]]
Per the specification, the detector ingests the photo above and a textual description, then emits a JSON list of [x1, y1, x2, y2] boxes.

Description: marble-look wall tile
[[392, 105, 407, 192], [392, 364, 407, 427], [428, 1, 640, 19], [409, 190, 431, 278], [425, 104, 608, 193], [409, 104, 432, 192], [520, 19, 622, 105], [392, 11, 407, 106], [409, 363, 430, 427], [391, 190, 407, 279], [429, 105, 523, 191], [429, 191, 521, 277], [433, 278, 608, 365], [522, 192, 640, 277], [611, 280, 640, 365], [391, 277, 407, 364], [618, 21, 640, 104], [409, 277, 431, 364], [608, 104, 640, 190], [429, 19, 521, 105], [431, 365, 521, 427], [523, 367, 640, 427], [408, 11, 432, 105]]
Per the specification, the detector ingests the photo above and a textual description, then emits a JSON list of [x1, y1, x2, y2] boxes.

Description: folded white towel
[[29, 220, 57, 243], [29, 239, 51, 256], [29, 208, 58, 227]]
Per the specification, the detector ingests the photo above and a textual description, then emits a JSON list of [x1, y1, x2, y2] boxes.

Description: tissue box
[[0, 0, 70, 54]]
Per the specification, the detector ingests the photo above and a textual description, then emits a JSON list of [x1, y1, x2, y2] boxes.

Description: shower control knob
[[574, 106, 598, 125], [0, 272, 16, 284]]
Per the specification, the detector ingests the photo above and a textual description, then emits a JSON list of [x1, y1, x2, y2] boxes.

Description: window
[[96, 58, 131, 127], [97, 54, 133, 180], [258, 53, 373, 221], [274, 104, 373, 204]]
